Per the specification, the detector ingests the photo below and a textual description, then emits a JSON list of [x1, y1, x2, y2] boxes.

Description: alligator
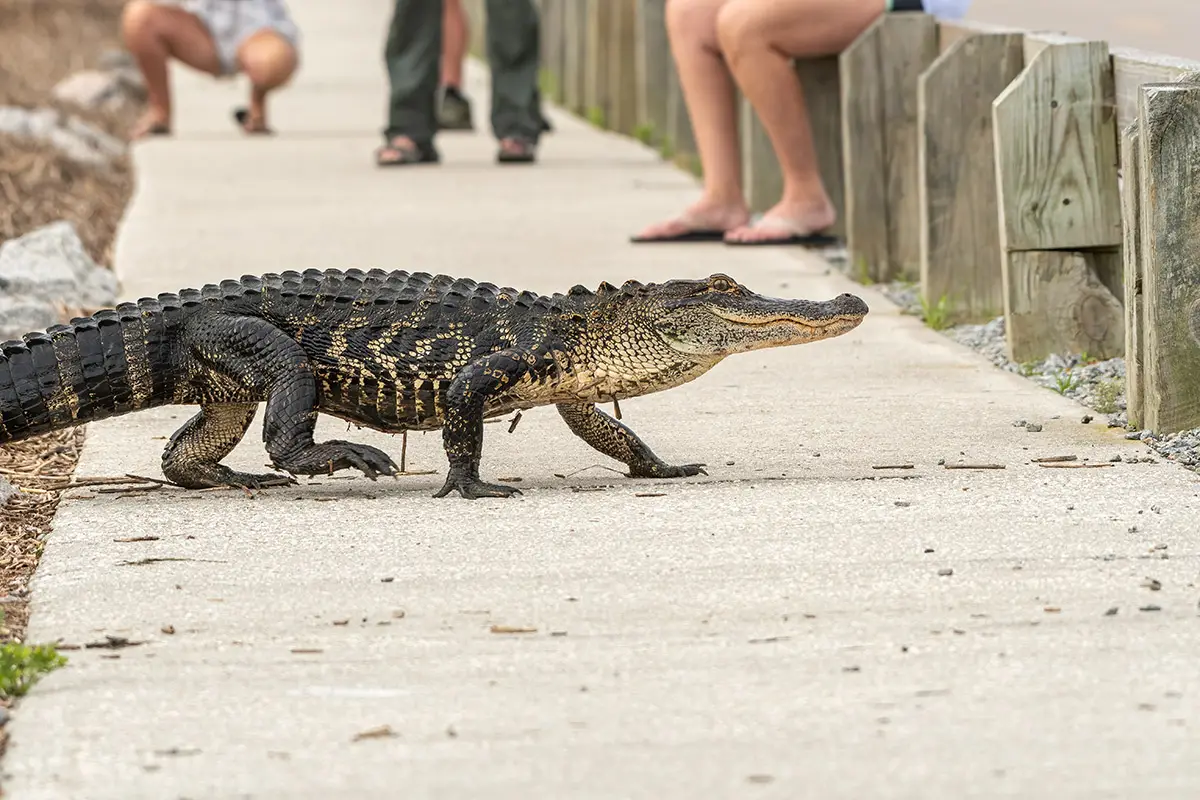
[[0, 269, 868, 498]]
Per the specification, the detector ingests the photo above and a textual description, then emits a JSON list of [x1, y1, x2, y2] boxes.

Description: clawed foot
[[628, 461, 708, 479], [161, 462, 297, 490], [433, 471, 523, 499], [272, 440, 399, 481], [224, 472, 298, 489]]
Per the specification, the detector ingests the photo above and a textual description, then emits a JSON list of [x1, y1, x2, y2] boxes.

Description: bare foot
[[631, 200, 750, 243], [723, 200, 837, 244], [130, 109, 171, 139]]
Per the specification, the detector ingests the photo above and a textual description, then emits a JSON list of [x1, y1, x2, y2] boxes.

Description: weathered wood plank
[[1111, 47, 1200, 134], [879, 15, 938, 282], [840, 14, 937, 283], [1120, 122, 1145, 428], [992, 41, 1122, 252], [464, 0, 487, 58], [797, 57, 846, 240], [665, 48, 696, 161], [540, 0, 566, 104], [1004, 250, 1124, 363], [606, 0, 639, 136], [918, 31, 1024, 323], [562, 0, 588, 114], [937, 19, 1022, 54], [1137, 82, 1200, 434], [584, 0, 613, 127], [840, 18, 888, 282], [740, 97, 781, 216], [636, 0, 670, 143]]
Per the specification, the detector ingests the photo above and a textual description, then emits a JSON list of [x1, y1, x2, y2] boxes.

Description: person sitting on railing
[[122, 0, 301, 139], [632, 0, 972, 245]]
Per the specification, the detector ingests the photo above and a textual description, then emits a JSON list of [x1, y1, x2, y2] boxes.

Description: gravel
[[818, 247, 1200, 474]]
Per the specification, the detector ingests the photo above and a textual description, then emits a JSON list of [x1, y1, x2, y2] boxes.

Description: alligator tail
[[0, 294, 187, 444]]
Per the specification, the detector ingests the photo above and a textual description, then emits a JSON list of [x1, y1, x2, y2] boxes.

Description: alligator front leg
[[435, 349, 542, 499], [556, 402, 707, 479]]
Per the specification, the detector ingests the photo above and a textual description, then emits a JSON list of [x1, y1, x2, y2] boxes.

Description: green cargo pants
[[383, 0, 544, 147]]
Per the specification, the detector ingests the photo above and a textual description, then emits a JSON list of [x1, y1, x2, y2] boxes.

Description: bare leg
[[719, 0, 885, 242], [121, 0, 222, 138], [631, 0, 751, 241], [236, 30, 300, 133], [441, 0, 468, 88]]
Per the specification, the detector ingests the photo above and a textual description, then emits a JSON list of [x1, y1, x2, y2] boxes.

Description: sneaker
[[436, 85, 474, 131]]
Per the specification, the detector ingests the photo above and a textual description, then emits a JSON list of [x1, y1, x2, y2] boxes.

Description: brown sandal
[[375, 136, 440, 167]]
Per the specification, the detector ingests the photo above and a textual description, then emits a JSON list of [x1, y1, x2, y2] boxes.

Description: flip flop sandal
[[233, 107, 275, 135], [497, 137, 536, 164], [629, 215, 731, 244], [375, 138, 440, 167], [723, 216, 839, 248]]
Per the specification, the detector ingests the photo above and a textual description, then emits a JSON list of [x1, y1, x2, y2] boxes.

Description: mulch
[[0, 0, 142, 651]]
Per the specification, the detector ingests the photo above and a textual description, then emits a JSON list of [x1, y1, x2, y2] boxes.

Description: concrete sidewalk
[[5, 1, 1200, 798]]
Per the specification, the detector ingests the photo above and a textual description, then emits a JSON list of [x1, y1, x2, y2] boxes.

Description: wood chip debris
[[1031, 455, 1077, 463], [84, 635, 144, 650], [290, 647, 324, 654], [634, 492, 665, 497], [943, 464, 1005, 470], [871, 464, 914, 470], [1037, 462, 1113, 469], [352, 725, 398, 742], [489, 625, 537, 634], [113, 536, 160, 543]]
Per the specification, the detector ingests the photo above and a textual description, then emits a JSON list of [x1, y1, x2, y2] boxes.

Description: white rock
[[0, 295, 60, 341], [0, 222, 118, 311], [0, 105, 126, 167]]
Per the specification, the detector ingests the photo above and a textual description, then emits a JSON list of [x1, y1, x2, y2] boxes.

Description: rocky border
[[821, 249, 1200, 472]]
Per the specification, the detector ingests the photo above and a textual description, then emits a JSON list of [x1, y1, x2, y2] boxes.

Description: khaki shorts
[[182, 0, 301, 76]]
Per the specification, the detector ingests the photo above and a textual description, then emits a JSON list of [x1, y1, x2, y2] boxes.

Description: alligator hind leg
[[180, 314, 399, 482], [556, 403, 707, 479], [162, 403, 295, 489]]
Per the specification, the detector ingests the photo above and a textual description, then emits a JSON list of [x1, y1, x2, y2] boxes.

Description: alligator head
[[630, 273, 869, 358]]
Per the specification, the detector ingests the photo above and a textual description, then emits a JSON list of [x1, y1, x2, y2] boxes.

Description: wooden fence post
[[562, 0, 587, 114], [665, 50, 696, 165], [992, 37, 1124, 363], [840, 13, 938, 283], [465, 0, 487, 59], [740, 58, 844, 240], [917, 31, 1024, 323], [1135, 81, 1200, 433], [539, 0, 565, 104], [1120, 122, 1145, 428], [584, 0, 613, 127], [605, 0, 640, 136], [636, 0, 670, 145]]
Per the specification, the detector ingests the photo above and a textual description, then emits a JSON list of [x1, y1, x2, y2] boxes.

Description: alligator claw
[[272, 440, 399, 481], [629, 462, 707, 479], [433, 475, 523, 499]]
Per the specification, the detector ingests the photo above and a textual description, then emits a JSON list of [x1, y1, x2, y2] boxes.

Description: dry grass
[[0, 0, 141, 649], [0, 0, 138, 267]]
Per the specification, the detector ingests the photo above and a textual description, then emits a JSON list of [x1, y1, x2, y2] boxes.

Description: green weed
[[1052, 371, 1082, 395], [920, 294, 951, 331], [0, 642, 67, 699], [1093, 378, 1124, 414]]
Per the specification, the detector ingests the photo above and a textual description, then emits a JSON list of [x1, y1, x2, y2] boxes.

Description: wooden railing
[[462, 0, 1200, 436]]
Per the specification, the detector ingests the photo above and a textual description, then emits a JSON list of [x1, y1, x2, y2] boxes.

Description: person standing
[[376, 0, 545, 165]]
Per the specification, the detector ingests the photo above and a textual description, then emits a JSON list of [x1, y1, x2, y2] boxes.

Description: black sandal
[[375, 136, 440, 167], [233, 107, 274, 135]]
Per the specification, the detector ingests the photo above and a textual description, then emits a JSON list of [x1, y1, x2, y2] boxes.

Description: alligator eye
[[709, 276, 734, 292]]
